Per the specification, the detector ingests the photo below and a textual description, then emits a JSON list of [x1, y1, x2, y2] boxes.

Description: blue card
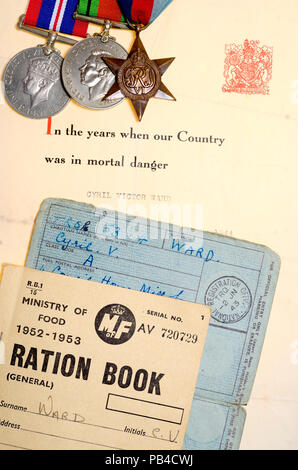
[[183, 398, 246, 450], [25, 198, 280, 449]]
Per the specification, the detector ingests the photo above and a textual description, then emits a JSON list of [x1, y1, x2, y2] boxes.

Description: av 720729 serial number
[[161, 329, 198, 343], [16, 325, 81, 345]]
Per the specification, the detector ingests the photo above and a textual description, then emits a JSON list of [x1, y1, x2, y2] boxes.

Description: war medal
[[61, 31, 128, 110], [102, 0, 175, 121], [102, 29, 175, 121], [62, 0, 128, 110], [3, 0, 88, 119]]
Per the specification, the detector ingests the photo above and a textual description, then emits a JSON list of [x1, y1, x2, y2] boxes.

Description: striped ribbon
[[78, 0, 172, 24], [24, 0, 88, 37], [78, 0, 126, 22], [117, 0, 173, 24]]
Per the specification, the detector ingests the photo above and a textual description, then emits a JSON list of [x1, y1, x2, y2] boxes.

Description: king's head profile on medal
[[79, 50, 115, 102], [68, 0, 175, 119], [23, 56, 60, 109]]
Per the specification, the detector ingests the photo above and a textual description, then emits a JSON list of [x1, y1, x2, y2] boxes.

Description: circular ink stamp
[[94, 303, 136, 345], [204, 276, 252, 324]]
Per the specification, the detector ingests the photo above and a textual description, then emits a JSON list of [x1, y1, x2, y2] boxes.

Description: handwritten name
[[56, 232, 93, 252], [39, 395, 85, 423], [171, 239, 217, 262]]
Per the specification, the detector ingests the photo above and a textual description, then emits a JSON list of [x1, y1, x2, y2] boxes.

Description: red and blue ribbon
[[116, 0, 173, 24], [77, 0, 173, 25], [24, 0, 88, 37]]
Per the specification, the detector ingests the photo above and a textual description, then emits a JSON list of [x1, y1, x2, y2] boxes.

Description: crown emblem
[[242, 39, 255, 57], [29, 56, 60, 83], [111, 304, 126, 315], [222, 39, 273, 95], [131, 49, 147, 66]]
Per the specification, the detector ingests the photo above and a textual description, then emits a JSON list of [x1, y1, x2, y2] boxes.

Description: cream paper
[[0, 0, 298, 449], [0, 265, 210, 450]]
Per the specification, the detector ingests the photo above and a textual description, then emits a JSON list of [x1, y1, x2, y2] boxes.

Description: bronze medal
[[102, 31, 175, 121]]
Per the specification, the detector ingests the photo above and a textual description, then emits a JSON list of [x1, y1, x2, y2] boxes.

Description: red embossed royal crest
[[222, 39, 273, 95]]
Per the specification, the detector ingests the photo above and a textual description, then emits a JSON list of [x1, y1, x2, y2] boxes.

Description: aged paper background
[[1, 0, 298, 449]]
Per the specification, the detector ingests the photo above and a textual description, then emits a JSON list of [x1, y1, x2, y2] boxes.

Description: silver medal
[[4, 46, 69, 119], [62, 36, 127, 110]]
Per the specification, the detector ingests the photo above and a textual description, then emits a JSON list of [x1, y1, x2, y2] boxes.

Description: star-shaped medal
[[102, 33, 175, 121]]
